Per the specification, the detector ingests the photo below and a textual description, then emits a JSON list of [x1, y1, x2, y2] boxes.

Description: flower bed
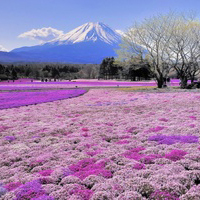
[[0, 89, 200, 199], [0, 89, 87, 109]]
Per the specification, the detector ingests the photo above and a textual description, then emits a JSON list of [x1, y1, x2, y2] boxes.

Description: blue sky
[[1, 0, 200, 51]]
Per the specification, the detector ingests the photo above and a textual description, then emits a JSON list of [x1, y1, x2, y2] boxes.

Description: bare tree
[[118, 13, 178, 88], [168, 19, 200, 88], [118, 12, 200, 88], [79, 64, 99, 79]]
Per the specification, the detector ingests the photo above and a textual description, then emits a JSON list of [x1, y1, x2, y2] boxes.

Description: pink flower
[[82, 132, 89, 137], [86, 150, 101, 156], [159, 118, 168, 122], [189, 124, 195, 128], [147, 126, 165, 133]]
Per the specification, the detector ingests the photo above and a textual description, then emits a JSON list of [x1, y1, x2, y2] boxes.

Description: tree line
[[0, 63, 100, 81], [0, 58, 153, 82]]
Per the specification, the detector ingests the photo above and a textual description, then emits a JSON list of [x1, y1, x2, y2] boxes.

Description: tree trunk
[[180, 76, 188, 89], [131, 76, 136, 81], [157, 78, 164, 88], [191, 76, 194, 84]]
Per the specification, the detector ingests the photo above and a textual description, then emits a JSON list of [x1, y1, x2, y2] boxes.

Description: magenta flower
[[69, 185, 93, 200], [189, 116, 197, 120], [82, 127, 89, 132], [4, 182, 22, 191], [69, 158, 112, 180], [123, 147, 145, 160], [38, 169, 53, 176], [159, 118, 168, 122], [164, 150, 187, 161], [133, 163, 145, 170]]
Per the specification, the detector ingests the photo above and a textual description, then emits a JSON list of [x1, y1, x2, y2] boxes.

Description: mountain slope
[[0, 51, 24, 62], [49, 22, 121, 45], [4, 22, 122, 64]]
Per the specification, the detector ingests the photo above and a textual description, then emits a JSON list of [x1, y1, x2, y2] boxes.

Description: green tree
[[99, 57, 121, 80], [11, 67, 18, 80]]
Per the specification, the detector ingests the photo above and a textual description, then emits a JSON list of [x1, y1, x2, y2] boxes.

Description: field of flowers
[[0, 78, 180, 91], [1, 81, 200, 199]]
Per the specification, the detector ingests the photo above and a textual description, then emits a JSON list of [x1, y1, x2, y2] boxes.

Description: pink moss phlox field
[[0, 89, 86, 109], [1, 88, 200, 199], [0, 78, 159, 90], [0, 78, 183, 91]]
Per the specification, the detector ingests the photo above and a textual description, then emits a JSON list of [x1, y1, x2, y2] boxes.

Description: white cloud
[[18, 27, 64, 43], [115, 29, 125, 36], [0, 45, 8, 52]]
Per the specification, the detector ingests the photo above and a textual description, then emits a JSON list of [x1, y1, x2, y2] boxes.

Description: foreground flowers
[[0, 88, 200, 199]]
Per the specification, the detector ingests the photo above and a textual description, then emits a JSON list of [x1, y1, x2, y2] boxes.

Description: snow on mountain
[[49, 22, 121, 45], [0, 45, 8, 52]]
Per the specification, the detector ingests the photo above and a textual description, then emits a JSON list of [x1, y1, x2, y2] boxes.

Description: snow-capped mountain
[[1, 22, 122, 63], [49, 22, 121, 45]]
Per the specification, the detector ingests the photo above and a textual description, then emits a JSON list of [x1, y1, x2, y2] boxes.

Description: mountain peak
[[49, 22, 121, 45]]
